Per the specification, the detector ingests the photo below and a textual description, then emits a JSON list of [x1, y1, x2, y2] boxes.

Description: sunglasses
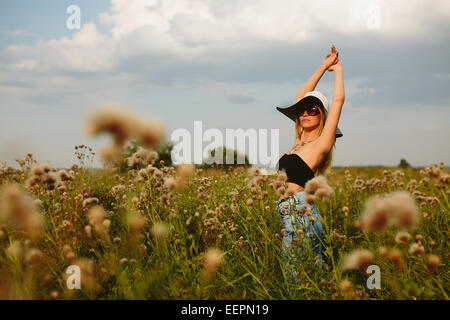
[[297, 105, 321, 117]]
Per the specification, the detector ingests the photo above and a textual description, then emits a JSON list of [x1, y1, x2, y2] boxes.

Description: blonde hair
[[294, 107, 336, 176]]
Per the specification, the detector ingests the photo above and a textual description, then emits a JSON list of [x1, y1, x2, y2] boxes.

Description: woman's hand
[[321, 45, 339, 71], [328, 59, 342, 72]]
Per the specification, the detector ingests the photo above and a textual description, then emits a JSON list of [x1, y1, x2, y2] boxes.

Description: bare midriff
[[279, 182, 304, 200]]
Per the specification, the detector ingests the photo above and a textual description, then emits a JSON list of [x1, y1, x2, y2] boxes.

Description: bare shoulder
[[294, 140, 327, 172]]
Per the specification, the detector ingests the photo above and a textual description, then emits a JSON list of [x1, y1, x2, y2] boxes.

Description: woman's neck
[[299, 130, 320, 143]]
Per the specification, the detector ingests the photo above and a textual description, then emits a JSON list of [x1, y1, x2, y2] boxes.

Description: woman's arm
[[295, 46, 339, 102], [317, 61, 345, 154], [295, 64, 327, 102]]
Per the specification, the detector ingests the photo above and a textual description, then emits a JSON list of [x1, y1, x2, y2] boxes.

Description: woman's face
[[298, 105, 321, 129]]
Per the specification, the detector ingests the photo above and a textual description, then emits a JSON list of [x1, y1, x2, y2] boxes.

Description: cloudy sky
[[1, 0, 449, 169]]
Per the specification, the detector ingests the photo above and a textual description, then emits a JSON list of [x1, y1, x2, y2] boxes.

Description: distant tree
[[154, 140, 174, 167], [398, 158, 411, 168], [199, 146, 250, 171]]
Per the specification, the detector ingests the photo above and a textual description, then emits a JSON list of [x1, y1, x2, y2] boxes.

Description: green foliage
[[399, 158, 411, 168], [0, 162, 448, 299], [199, 146, 250, 171]]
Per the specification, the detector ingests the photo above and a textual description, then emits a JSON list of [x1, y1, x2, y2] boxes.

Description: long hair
[[294, 107, 335, 176]]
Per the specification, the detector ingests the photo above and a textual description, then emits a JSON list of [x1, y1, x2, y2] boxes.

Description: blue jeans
[[276, 191, 325, 284]]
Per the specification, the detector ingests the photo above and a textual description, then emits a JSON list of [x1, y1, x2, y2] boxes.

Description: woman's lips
[[302, 119, 310, 122]]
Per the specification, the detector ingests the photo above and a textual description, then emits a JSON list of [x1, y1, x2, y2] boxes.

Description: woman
[[275, 45, 345, 284]]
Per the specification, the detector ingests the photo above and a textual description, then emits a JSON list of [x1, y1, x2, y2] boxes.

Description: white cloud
[[13, 60, 36, 71], [2, 0, 449, 74], [98, 0, 450, 53], [2, 23, 115, 73]]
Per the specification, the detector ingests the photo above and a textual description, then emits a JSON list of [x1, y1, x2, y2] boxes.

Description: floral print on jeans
[[276, 191, 325, 284]]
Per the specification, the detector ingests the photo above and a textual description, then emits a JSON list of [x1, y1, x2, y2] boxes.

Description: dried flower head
[[395, 231, 411, 245], [0, 184, 44, 239], [426, 255, 441, 273], [341, 249, 373, 271], [340, 279, 353, 293], [409, 243, 425, 256], [152, 222, 168, 240], [87, 206, 110, 236], [204, 247, 224, 274], [305, 175, 333, 199], [360, 191, 420, 233]]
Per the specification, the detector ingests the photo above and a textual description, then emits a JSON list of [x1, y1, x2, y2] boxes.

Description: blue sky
[[1, 0, 449, 169]]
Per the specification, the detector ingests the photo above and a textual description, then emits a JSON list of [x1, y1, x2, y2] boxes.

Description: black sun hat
[[276, 90, 343, 138]]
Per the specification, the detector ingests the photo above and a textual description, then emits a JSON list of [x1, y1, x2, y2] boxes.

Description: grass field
[[0, 150, 448, 300]]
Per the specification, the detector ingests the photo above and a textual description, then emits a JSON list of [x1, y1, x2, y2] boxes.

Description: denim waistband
[[276, 191, 306, 206]]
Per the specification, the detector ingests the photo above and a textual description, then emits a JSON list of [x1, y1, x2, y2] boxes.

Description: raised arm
[[295, 45, 339, 102], [317, 60, 345, 154]]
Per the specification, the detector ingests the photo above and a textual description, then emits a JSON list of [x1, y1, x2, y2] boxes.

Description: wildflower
[[379, 246, 388, 258], [409, 243, 425, 256], [386, 248, 406, 272], [82, 197, 99, 208], [84, 106, 133, 145], [395, 231, 411, 245], [315, 186, 333, 199], [87, 206, 110, 236], [305, 194, 315, 205], [84, 225, 92, 238], [176, 163, 194, 182], [341, 249, 373, 271], [163, 177, 177, 190], [273, 181, 283, 189], [305, 175, 333, 199], [152, 222, 168, 240], [277, 170, 287, 182], [0, 184, 44, 239], [72, 258, 97, 292], [360, 191, 420, 233], [204, 248, 224, 274], [127, 147, 158, 167], [127, 212, 146, 236], [426, 255, 441, 273], [276, 186, 285, 196], [305, 177, 321, 194], [6, 241, 23, 261], [58, 170, 73, 181], [248, 166, 261, 176], [84, 106, 165, 159], [340, 280, 353, 293], [285, 187, 296, 197], [342, 206, 349, 217], [430, 240, 436, 249], [24, 248, 43, 265], [353, 220, 362, 229], [31, 164, 44, 176]]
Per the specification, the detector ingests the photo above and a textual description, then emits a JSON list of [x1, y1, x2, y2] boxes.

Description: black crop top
[[276, 153, 315, 188]]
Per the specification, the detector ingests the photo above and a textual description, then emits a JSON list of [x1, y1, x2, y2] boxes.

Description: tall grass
[[0, 153, 448, 300]]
